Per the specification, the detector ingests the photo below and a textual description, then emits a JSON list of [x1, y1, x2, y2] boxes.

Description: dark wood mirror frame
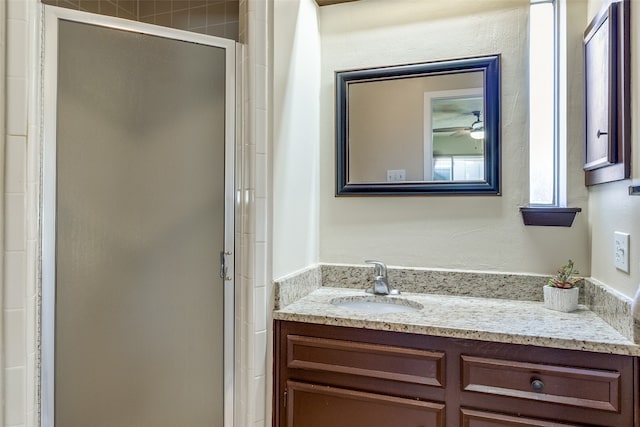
[[335, 55, 501, 196]]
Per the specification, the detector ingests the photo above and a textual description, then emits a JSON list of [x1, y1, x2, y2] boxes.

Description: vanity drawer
[[287, 334, 445, 387], [461, 355, 621, 412], [460, 408, 581, 426]]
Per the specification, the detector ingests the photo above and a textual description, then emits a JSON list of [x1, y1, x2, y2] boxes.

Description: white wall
[[272, 0, 321, 279], [587, 0, 640, 298], [317, 0, 590, 275]]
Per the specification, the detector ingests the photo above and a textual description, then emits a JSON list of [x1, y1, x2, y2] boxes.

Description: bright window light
[[433, 156, 484, 181], [529, 1, 556, 205]]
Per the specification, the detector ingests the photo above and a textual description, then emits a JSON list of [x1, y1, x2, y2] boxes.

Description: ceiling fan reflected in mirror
[[433, 110, 485, 140]]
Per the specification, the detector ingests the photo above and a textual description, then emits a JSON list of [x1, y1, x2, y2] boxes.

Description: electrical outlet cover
[[386, 169, 406, 182], [614, 231, 630, 273]]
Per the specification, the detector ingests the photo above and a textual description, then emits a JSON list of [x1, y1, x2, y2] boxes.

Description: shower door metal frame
[[40, 6, 237, 427]]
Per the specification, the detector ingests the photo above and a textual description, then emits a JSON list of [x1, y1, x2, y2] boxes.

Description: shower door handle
[[220, 251, 232, 281]]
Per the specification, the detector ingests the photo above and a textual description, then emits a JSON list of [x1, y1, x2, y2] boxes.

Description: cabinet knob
[[531, 379, 544, 393]]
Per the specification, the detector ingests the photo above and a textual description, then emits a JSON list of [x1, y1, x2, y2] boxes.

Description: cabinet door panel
[[460, 408, 582, 427], [287, 381, 445, 427]]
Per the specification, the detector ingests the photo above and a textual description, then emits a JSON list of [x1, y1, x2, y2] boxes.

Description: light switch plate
[[614, 231, 630, 273]]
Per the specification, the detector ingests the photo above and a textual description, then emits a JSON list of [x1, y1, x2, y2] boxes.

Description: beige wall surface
[[587, 0, 640, 298], [317, 0, 590, 275]]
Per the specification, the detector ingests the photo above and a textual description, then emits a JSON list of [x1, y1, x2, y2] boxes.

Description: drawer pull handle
[[531, 379, 544, 393]]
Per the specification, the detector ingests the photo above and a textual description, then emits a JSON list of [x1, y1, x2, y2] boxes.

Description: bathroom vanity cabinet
[[273, 320, 638, 427]]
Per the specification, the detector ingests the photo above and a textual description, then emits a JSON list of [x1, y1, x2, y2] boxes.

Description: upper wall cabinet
[[335, 55, 501, 196], [583, 0, 630, 186]]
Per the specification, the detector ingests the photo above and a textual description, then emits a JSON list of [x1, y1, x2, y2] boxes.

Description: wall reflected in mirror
[[336, 55, 500, 195]]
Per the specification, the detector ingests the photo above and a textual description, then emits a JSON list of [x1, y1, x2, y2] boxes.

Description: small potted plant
[[544, 260, 580, 312]]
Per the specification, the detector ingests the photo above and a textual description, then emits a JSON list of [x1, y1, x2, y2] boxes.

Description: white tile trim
[[237, 1, 271, 425]]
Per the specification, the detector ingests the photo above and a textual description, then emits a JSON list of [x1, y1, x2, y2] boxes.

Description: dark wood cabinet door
[[286, 381, 445, 427]]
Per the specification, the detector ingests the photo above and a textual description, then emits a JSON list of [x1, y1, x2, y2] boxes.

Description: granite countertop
[[273, 287, 640, 356]]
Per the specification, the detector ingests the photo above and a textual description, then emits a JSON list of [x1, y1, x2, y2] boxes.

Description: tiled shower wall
[[40, 0, 240, 40]]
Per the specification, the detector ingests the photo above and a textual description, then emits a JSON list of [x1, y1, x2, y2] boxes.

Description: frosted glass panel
[[55, 20, 226, 426]]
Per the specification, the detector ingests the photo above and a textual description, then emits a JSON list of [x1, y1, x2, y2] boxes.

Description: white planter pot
[[543, 286, 579, 312]]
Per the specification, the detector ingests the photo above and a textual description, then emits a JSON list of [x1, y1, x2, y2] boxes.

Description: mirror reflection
[[336, 55, 501, 195], [349, 72, 484, 183]]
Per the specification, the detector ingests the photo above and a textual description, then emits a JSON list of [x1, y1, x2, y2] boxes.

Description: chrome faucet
[[365, 260, 400, 295]]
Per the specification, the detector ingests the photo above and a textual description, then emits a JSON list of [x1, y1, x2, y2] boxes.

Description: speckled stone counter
[[275, 263, 640, 346], [273, 287, 640, 356]]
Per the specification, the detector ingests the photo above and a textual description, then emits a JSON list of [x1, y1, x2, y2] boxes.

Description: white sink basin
[[330, 297, 423, 314]]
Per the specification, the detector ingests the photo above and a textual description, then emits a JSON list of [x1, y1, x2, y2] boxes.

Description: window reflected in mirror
[[429, 91, 484, 181]]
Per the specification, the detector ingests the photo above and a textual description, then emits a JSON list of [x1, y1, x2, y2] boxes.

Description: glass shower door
[[42, 10, 235, 427]]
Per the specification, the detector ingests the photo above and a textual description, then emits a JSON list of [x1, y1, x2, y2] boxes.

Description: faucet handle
[[365, 260, 387, 278]]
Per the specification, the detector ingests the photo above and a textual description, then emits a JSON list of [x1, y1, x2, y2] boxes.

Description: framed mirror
[[336, 55, 501, 195]]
